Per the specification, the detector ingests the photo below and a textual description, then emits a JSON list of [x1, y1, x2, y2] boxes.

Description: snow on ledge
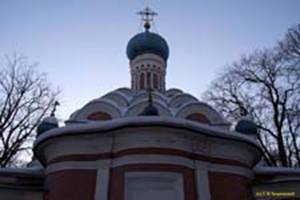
[[0, 166, 44, 177], [255, 166, 300, 175], [34, 116, 261, 150]]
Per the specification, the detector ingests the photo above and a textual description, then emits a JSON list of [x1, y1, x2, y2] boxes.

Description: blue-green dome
[[235, 118, 258, 135], [126, 31, 169, 61], [37, 116, 59, 135], [139, 104, 159, 116]]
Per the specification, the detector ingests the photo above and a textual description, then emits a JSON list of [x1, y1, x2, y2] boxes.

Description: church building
[[0, 7, 299, 200]]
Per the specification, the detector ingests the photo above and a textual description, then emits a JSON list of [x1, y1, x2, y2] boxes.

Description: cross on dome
[[127, 7, 169, 93], [137, 7, 158, 31], [50, 101, 60, 117]]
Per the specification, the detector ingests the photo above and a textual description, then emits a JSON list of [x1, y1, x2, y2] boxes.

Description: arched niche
[[87, 112, 112, 121], [73, 100, 121, 120], [175, 102, 224, 124], [186, 113, 210, 124]]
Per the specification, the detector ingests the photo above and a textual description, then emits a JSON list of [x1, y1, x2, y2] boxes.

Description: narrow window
[[140, 73, 145, 89], [147, 72, 151, 89], [153, 73, 158, 89]]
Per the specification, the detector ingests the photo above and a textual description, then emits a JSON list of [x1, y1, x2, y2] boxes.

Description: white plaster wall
[[112, 127, 195, 153], [125, 172, 184, 200], [42, 134, 113, 163], [38, 125, 260, 167]]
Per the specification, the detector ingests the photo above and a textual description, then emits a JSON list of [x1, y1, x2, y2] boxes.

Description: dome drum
[[127, 31, 169, 93]]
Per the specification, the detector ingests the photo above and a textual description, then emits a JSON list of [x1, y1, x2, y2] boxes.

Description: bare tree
[[0, 54, 58, 167], [279, 24, 300, 62], [203, 24, 300, 167]]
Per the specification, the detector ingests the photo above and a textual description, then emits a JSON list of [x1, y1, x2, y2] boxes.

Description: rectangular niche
[[125, 172, 184, 200]]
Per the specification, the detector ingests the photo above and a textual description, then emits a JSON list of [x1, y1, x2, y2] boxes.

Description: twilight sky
[[0, 0, 299, 120]]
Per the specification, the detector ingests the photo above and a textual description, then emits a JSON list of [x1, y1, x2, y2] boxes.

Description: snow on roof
[[34, 116, 261, 150], [0, 166, 44, 178], [67, 87, 228, 124], [255, 166, 300, 175]]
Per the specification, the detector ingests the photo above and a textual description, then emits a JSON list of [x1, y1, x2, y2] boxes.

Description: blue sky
[[0, 0, 299, 120]]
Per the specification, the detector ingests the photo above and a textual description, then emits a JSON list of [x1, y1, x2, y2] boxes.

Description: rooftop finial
[[50, 101, 60, 117], [147, 87, 153, 105], [137, 7, 157, 31], [139, 87, 159, 116]]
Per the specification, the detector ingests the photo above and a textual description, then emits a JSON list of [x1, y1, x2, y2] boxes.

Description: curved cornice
[[67, 87, 227, 125], [102, 91, 130, 106], [175, 101, 225, 123], [72, 98, 122, 120], [34, 117, 261, 153], [125, 100, 172, 117], [168, 93, 198, 107], [130, 90, 168, 105], [114, 87, 134, 97], [165, 88, 184, 97]]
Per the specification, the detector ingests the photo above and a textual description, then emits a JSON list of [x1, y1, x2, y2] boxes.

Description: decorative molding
[[45, 154, 253, 178], [47, 147, 250, 168]]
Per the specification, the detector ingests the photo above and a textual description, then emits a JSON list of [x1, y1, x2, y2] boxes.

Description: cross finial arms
[[137, 7, 158, 31]]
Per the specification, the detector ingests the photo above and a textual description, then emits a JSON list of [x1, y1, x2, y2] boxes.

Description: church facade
[[0, 8, 300, 200]]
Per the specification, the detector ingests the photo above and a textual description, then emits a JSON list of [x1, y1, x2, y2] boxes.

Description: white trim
[[95, 167, 110, 200], [46, 161, 97, 174], [213, 164, 253, 178], [45, 160, 109, 174], [125, 172, 184, 200], [195, 160, 254, 178], [36, 116, 260, 149], [112, 154, 194, 168], [195, 168, 211, 200], [45, 155, 253, 178]]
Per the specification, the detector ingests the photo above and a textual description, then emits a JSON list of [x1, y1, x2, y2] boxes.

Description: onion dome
[[37, 116, 59, 135], [126, 31, 169, 61], [235, 117, 258, 136]]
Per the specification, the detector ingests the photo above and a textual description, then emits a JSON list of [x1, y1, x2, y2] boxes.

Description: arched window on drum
[[140, 73, 145, 90], [186, 113, 210, 124], [88, 112, 112, 121], [153, 73, 158, 89]]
